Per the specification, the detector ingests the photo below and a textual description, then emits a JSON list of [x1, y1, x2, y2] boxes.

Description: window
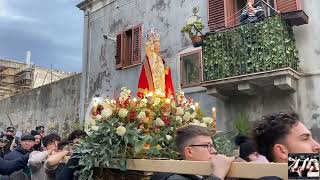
[[208, 0, 298, 31], [180, 50, 202, 88], [115, 24, 141, 69], [264, 0, 276, 16]]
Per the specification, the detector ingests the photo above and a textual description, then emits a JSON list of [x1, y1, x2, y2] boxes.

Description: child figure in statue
[[137, 28, 175, 98]]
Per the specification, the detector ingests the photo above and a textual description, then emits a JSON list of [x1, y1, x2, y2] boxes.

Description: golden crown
[[147, 27, 160, 41]]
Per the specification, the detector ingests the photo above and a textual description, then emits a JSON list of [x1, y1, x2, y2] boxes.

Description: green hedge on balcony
[[202, 15, 299, 81]]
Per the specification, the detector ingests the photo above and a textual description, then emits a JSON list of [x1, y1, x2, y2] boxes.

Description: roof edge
[[76, 0, 93, 11]]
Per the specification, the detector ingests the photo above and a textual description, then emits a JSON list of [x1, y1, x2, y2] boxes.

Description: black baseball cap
[[0, 136, 10, 142], [21, 134, 35, 141]]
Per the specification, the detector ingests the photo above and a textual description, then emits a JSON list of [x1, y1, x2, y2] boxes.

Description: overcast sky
[[0, 0, 83, 72]]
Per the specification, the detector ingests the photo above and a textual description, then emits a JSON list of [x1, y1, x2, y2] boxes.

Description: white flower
[[92, 97, 103, 107], [141, 98, 148, 104], [175, 116, 183, 124], [93, 115, 102, 121], [155, 118, 165, 126], [91, 126, 99, 131], [189, 119, 200, 126], [137, 111, 146, 120], [187, 16, 197, 25], [166, 135, 173, 141], [202, 117, 213, 125], [120, 87, 131, 100], [116, 126, 126, 136], [118, 108, 129, 118], [101, 108, 113, 119], [176, 107, 184, 116], [190, 111, 197, 119], [183, 112, 191, 121], [153, 98, 161, 106], [199, 123, 207, 127], [139, 98, 148, 107]]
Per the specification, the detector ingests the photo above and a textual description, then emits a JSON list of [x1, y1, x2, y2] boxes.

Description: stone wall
[[0, 74, 81, 137]]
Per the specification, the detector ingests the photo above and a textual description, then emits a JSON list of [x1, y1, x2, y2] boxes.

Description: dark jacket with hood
[[4, 145, 31, 161], [0, 155, 29, 175]]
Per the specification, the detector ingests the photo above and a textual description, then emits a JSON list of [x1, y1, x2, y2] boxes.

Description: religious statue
[[137, 28, 175, 98]]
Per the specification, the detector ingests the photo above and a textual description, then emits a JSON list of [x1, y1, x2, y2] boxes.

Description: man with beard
[[252, 112, 320, 163]]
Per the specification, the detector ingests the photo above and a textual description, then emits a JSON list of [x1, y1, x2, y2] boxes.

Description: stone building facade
[[77, 0, 320, 140]]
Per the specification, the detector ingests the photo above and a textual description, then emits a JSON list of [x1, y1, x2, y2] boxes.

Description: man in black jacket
[[1, 127, 15, 153], [3, 134, 35, 179], [5, 134, 34, 160], [0, 136, 11, 158], [0, 154, 29, 175]]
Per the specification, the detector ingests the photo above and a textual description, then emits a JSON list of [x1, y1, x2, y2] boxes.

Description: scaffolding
[[0, 60, 33, 100]]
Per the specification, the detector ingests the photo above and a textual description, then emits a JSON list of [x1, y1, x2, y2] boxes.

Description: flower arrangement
[[181, 6, 204, 39], [76, 87, 215, 180]]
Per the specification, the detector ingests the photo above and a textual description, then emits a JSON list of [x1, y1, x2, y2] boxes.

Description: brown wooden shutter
[[132, 25, 141, 65], [208, 0, 225, 32], [225, 0, 236, 27], [115, 33, 123, 69], [275, 0, 300, 13]]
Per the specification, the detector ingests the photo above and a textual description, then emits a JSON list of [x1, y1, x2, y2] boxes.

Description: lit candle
[[195, 102, 199, 110], [212, 107, 217, 129]]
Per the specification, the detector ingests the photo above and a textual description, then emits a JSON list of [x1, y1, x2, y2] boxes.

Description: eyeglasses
[[188, 144, 217, 154]]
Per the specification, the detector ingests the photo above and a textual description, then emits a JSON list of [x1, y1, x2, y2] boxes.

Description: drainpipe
[[80, 10, 91, 129]]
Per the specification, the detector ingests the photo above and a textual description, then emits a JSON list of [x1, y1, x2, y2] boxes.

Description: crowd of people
[[0, 112, 319, 180], [152, 112, 319, 180], [0, 126, 87, 180]]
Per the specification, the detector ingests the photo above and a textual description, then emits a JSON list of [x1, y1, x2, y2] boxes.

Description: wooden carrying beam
[[124, 159, 288, 179]]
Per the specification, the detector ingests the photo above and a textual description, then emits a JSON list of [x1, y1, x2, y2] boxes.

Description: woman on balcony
[[240, 0, 265, 23]]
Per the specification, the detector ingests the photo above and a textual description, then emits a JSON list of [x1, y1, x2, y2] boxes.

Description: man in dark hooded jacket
[[3, 134, 35, 179], [0, 154, 29, 175], [5, 134, 34, 160]]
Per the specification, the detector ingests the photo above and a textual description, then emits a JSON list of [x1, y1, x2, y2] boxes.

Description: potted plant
[[181, 6, 204, 47]]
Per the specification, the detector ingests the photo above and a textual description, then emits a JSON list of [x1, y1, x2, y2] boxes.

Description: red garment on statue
[[137, 56, 175, 98]]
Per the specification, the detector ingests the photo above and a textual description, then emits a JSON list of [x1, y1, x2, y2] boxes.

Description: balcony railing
[[202, 15, 299, 81]]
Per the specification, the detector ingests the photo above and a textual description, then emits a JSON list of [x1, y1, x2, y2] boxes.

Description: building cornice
[[77, 0, 116, 13], [77, 0, 94, 11]]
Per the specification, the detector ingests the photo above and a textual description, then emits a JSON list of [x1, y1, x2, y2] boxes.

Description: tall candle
[[212, 107, 217, 129]]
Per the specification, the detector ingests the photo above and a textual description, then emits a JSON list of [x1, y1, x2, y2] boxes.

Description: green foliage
[[75, 118, 180, 180], [203, 15, 299, 81], [213, 131, 237, 156], [234, 113, 251, 136], [181, 5, 204, 38], [181, 20, 204, 38]]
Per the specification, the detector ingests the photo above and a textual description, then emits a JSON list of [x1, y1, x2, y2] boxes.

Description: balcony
[[201, 15, 300, 98]]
